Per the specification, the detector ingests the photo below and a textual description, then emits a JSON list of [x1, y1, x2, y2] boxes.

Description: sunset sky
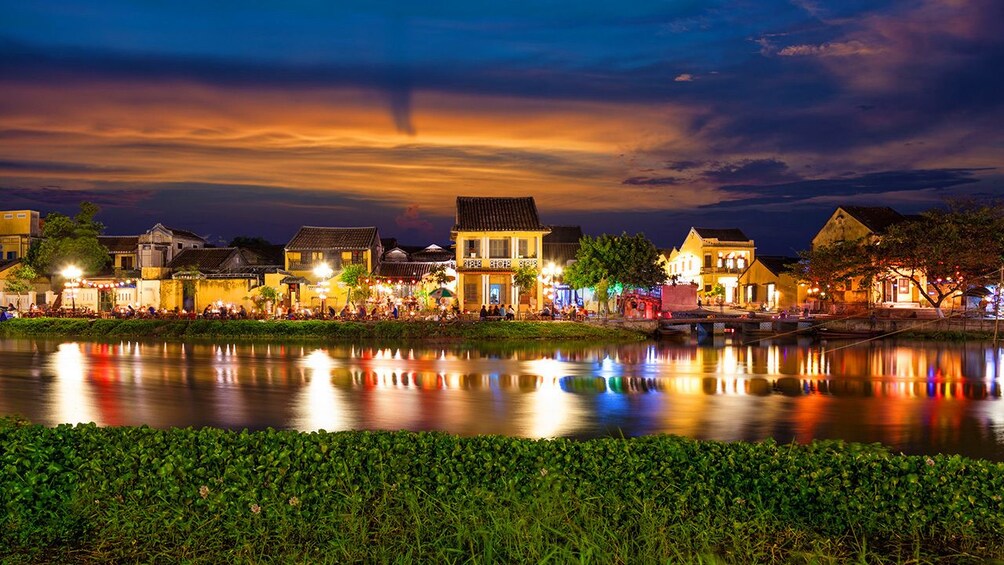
[[1, 0, 1001, 253]]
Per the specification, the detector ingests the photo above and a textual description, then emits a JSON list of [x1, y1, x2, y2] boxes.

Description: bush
[[1, 421, 1002, 563]]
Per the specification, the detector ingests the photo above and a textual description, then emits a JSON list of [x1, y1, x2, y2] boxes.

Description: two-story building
[[452, 196, 549, 312], [810, 206, 921, 307], [97, 236, 140, 272], [0, 210, 42, 261], [283, 226, 382, 310], [737, 255, 803, 311], [375, 242, 456, 301], [138, 223, 207, 278], [665, 227, 755, 304]]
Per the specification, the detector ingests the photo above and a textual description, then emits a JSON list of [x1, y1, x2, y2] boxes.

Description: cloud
[[0, 186, 155, 209], [777, 40, 878, 57], [704, 168, 987, 208], [621, 176, 682, 186], [674, 73, 694, 82], [701, 158, 801, 184], [395, 205, 434, 233]]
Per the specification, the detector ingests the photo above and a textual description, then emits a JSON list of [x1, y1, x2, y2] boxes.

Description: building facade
[[665, 228, 755, 304], [284, 226, 382, 311], [0, 210, 41, 261], [452, 197, 548, 312], [737, 256, 804, 312]]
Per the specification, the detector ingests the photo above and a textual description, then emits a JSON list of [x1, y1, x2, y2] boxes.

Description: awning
[[963, 287, 991, 297], [280, 275, 310, 285]]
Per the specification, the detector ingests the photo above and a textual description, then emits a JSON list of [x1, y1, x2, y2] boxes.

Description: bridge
[[657, 316, 815, 338]]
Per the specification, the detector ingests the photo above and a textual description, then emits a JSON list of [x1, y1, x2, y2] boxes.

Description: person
[[392, 304, 399, 319], [479, 305, 488, 321], [149, 305, 158, 317], [542, 304, 551, 319], [203, 305, 212, 317], [329, 306, 337, 318], [127, 304, 136, 317], [7, 303, 15, 312], [697, 298, 702, 308], [506, 304, 515, 320], [340, 305, 350, 319], [238, 305, 247, 319]]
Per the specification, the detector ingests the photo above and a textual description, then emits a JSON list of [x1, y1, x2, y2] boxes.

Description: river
[[1, 337, 1002, 460]]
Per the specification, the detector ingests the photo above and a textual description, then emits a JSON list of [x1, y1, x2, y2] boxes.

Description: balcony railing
[[459, 257, 538, 270], [700, 266, 745, 275]]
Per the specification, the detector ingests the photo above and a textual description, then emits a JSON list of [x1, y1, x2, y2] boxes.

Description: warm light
[[313, 263, 334, 280], [61, 265, 83, 280]]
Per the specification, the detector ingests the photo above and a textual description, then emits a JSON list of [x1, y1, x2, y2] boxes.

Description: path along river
[[1, 337, 1003, 460]]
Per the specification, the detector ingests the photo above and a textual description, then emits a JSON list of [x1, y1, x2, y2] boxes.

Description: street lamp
[[313, 263, 333, 318], [61, 265, 83, 315], [540, 262, 563, 309]]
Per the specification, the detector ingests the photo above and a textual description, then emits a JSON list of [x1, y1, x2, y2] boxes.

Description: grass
[[1, 420, 1003, 564], [0, 317, 649, 343]]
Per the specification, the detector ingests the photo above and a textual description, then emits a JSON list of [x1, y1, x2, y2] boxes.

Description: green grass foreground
[[0, 317, 646, 342], [2, 421, 1003, 564]]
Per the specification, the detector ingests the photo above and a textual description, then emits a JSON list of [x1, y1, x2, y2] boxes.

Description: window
[[517, 238, 536, 258], [287, 251, 301, 263], [3, 214, 11, 219], [726, 258, 734, 269], [311, 251, 325, 263], [16, 213, 26, 219], [737, 258, 745, 269], [465, 239, 481, 258], [704, 254, 712, 268], [704, 284, 712, 292], [177, 243, 183, 249], [6, 251, 15, 260], [488, 238, 510, 258], [341, 251, 365, 265], [120, 256, 134, 270]]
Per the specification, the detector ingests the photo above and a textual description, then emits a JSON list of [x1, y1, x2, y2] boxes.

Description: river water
[[1, 337, 1003, 460]]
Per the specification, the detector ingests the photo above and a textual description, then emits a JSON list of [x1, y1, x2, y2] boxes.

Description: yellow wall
[[159, 278, 259, 311], [737, 262, 803, 311], [454, 229, 546, 311], [112, 253, 138, 270], [665, 229, 754, 303], [0, 210, 40, 260]]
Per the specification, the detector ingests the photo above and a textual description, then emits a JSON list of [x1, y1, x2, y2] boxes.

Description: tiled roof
[[375, 262, 439, 280], [543, 225, 583, 244], [168, 248, 240, 272], [543, 243, 580, 266], [693, 227, 751, 242], [753, 255, 800, 277], [0, 258, 20, 273], [454, 197, 548, 232], [286, 226, 379, 251], [410, 246, 454, 262], [97, 235, 139, 254], [839, 206, 906, 234], [164, 226, 206, 241]]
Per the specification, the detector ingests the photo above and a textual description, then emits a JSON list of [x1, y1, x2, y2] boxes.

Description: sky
[[1, 0, 1001, 254]]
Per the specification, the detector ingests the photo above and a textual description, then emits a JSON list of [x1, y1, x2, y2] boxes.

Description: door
[[489, 283, 502, 305]]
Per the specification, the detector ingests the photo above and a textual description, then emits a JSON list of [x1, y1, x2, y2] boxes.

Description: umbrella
[[429, 288, 455, 299]]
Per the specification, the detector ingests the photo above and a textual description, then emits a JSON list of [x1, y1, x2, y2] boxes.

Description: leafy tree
[[512, 264, 539, 304], [27, 202, 110, 277], [564, 233, 665, 315], [796, 238, 879, 304], [423, 264, 454, 287], [249, 285, 280, 315], [3, 264, 38, 310], [875, 201, 1004, 316], [338, 264, 369, 307]]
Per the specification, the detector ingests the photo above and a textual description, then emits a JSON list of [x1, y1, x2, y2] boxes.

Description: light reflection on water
[[0, 338, 1002, 460]]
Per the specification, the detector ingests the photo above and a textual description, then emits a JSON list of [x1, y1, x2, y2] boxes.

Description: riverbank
[[0, 317, 648, 342], [2, 420, 1001, 564]]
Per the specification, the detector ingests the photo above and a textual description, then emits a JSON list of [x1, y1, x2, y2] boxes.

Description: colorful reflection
[[0, 338, 1002, 460]]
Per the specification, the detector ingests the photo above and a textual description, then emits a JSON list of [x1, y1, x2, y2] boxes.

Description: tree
[[3, 264, 38, 310], [564, 232, 666, 316], [796, 238, 880, 304], [338, 264, 369, 307], [875, 201, 1004, 316], [249, 285, 280, 315], [512, 264, 539, 305], [423, 264, 454, 287], [27, 202, 110, 277]]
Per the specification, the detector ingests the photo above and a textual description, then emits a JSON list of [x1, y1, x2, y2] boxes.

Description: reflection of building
[[0, 209, 41, 261], [284, 226, 382, 309], [737, 256, 803, 311], [452, 197, 549, 312], [665, 227, 755, 304], [542, 226, 585, 308]]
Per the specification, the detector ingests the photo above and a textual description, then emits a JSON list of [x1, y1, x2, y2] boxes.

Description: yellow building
[[810, 206, 922, 307], [283, 226, 382, 311], [665, 228, 755, 304], [737, 256, 805, 312], [451, 196, 549, 312], [97, 236, 140, 271], [0, 210, 41, 261]]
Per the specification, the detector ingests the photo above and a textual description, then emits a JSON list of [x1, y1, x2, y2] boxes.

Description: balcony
[[700, 265, 745, 275], [460, 257, 538, 270]]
